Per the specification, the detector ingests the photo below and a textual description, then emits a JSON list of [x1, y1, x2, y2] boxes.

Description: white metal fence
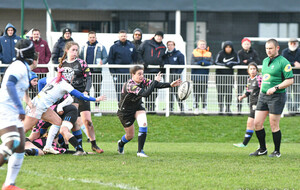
[[0, 63, 299, 117]]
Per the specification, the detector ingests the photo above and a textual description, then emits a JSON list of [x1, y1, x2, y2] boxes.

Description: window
[[55, 21, 110, 33], [259, 23, 298, 38], [127, 21, 168, 33]]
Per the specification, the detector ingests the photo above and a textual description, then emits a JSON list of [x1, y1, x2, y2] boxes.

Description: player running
[[0, 39, 38, 190], [117, 65, 181, 157], [59, 41, 104, 154]]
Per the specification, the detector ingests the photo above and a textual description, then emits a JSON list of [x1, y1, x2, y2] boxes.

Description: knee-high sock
[[45, 125, 60, 149], [72, 129, 83, 147], [138, 127, 147, 152], [5, 152, 25, 186], [81, 125, 89, 139], [118, 135, 130, 147], [255, 128, 266, 150], [243, 129, 254, 145], [69, 136, 83, 151], [272, 130, 281, 152]]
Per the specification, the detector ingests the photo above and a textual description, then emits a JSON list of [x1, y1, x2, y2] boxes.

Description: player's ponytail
[[56, 51, 67, 83]]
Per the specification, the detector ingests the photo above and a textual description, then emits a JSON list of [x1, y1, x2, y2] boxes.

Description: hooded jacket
[[137, 38, 166, 73], [215, 41, 240, 75], [31, 37, 51, 73], [164, 49, 185, 74], [51, 36, 73, 64], [131, 28, 143, 50], [0, 23, 21, 64], [107, 40, 137, 73]]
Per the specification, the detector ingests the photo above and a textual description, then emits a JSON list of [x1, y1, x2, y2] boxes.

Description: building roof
[[1, 0, 299, 12]]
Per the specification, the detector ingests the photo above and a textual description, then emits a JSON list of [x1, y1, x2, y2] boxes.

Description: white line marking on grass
[[23, 169, 139, 190]]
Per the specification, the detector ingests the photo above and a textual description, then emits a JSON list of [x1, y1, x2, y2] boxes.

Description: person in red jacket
[[31, 28, 51, 73]]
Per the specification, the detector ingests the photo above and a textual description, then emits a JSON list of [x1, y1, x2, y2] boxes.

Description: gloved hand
[[225, 62, 234, 69], [159, 64, 164, 69], [143, 63, 148, 70]]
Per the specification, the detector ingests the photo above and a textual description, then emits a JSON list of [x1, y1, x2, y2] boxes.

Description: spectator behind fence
[[131, 28, 143, 52], [51, 28, 73, 64], [165, 40, 185, 112], [31, 28, 51, 73], [0, 23, 21, 73], [215, 41, 240, 114], [137, 31, 166, 112], [79, 31, 108, 108], [191, 40, 213, 114], [282, 38, 300, 114], [237, 38, 261, 113], [108, 30, 137, 102]]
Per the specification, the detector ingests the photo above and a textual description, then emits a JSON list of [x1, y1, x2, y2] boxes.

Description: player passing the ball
[[233, 62, 261, 147], [117, 65, 181, 157]]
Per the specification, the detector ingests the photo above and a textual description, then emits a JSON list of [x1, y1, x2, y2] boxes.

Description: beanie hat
[[154, 31, 164, 38], [30, 71, 38, 81], [63, 28, 72, 36], [241, 38, 251, 44]]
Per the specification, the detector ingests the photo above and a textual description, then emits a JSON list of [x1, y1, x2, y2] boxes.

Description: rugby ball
[[178, 81, 192, 101]]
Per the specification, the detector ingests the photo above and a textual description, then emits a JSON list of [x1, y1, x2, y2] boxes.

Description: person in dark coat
[[131, 28, 143, 51], [51, 28, 73, 64], [165, 41, 185, 112], [137, 31, 166, 112], [0, 23, 21, 72], [215, 41, 240, 114], [108, 30, 137, 101], [237, 38, 261, 113], [282, 38, 300, 114]]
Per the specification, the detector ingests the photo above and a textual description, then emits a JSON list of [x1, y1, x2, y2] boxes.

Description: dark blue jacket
[[108, 40, 137, 73], [51, 36, 73, 64], [137, 38, 166, 73], [282, 47, 300, 74], [164, 49, 185, 74], [0, 23, 21, 65]]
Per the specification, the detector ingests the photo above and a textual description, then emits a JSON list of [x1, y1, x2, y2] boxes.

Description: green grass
[[1, 115, 300, 189]]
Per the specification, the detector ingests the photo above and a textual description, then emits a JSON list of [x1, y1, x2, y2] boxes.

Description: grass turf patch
[[1, 115, 300, 189]]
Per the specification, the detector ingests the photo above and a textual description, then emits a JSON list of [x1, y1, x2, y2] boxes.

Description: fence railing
[[0, 62, 299, 117]]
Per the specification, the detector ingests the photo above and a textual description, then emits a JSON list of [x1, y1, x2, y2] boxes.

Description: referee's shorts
[[256, 92, 286, 115]]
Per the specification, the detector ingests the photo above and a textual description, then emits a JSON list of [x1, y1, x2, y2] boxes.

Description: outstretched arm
[[70, 89, 105, 102]]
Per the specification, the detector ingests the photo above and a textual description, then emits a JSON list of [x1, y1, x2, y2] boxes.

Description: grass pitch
[[1, 115, 300, 189]]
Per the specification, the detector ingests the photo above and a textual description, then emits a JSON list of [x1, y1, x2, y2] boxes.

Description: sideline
[[1, 167, 139, 190]]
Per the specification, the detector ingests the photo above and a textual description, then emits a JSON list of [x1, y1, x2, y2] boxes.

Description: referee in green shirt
[[250, 39, 294, 158]]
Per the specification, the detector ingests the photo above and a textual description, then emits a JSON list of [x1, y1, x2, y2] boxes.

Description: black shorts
[[61, 105, 78, 125], [256, 92, 286, 114], [249, 103, 256, 118], [117, 104, 145, 128], [73, 97, 91, 116]]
